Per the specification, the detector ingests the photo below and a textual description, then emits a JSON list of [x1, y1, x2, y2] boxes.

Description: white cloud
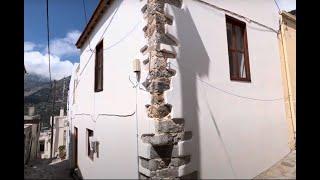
[[48, 30, 81, 57], [24, 30, 81, 80], [24, 51, 74, 80], [24, 42, 36, 51]]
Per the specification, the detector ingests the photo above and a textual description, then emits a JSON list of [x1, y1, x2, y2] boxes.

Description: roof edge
[[75, 0, 111, 49], [281, 10, 296, 22]]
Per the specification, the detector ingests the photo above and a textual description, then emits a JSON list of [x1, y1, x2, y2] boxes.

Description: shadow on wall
[[172, 6, 237, 178], [171, 6, 210, 178]]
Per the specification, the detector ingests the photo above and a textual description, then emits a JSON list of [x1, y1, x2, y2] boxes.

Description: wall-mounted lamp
[[132, 59, 141, 82]]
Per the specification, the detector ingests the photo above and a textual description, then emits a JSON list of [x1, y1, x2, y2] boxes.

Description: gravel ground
[[24, 158, 73, 179], [254, 150, 296, 179]]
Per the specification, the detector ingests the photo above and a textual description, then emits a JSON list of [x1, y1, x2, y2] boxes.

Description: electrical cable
[[194, 0, 280, 34], [46, 0, 52, 87], [170, 62, 288, 102], [103, 21, 141, 51], [82, 0, 94, 52], [46, 0, 56, 159], [82, 0, 88, 23], [77, 18, 141, 83], [273, 0, 282, 13], [45, 0, 53, 105], [79, 5, 120, 77]]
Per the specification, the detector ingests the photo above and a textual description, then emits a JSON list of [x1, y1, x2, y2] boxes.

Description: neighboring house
[[278, 10, 296, 150], [51, 109, 68, 158], [67, 63, 79, 168], [67, 0, 291, 179], [289, 10, 296, 16], [38, 130, 52, 159], [24, 107, 41, 164]]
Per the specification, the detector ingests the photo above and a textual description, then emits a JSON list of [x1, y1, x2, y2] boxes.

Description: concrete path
[[254, 150, 296, 179], [24, 158, 73, 179]]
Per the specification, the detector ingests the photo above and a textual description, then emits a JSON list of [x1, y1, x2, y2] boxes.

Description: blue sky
[[24, 0, 295, 80], [24, 0, 99, 79]]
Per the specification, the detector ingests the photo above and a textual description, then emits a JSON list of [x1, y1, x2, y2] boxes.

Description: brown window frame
[[226, 15, 251, 82], [86, 128, 94, 161], [94, 40, 103, 92]]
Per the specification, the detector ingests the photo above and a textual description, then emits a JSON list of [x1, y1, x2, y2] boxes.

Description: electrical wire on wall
[[193, 0, 280, 34], [82, 0, 94, 52], [169, 62, 291, 102], [77, 18, 141, 84], [79, 5, 120, 77], [74, 74, 140, 123]]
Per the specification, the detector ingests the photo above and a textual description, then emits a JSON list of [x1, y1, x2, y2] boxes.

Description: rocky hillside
[[24, 74, 71, 128]]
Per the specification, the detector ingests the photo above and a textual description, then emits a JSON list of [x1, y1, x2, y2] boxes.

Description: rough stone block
[[169, 156, 190, 167], [150, 58, 168, 70], [147, 104, 172, 118], [140, 157, 171, 171], [149, 32, 178, 46], [173, 131, 192, 144], [151, 93, 165, 105], [146, 79, 171, 93], [155, 119, 184, 133], [142, 43, 177, 59], [161, 49, 177, 59], [165, 0, 183, 8], [141, 4, 148, 13], [147, 144, 183, 158], [150, 167, 179, 178], [141, 133, 174, 146], [143, 58, 150, 65], [141, 45, 149, 54], [149, 145, 175, 158]]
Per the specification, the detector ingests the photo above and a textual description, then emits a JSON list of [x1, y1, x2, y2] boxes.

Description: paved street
[[24, 158, 73, 179], [254, 150, 296, 179]]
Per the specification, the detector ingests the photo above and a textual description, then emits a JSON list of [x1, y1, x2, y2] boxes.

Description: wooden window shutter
[[95, 40, 103, 92]]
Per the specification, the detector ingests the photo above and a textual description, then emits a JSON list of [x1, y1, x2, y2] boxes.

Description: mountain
[[24, 74, 71, 128], [24, 74, 50, 97]]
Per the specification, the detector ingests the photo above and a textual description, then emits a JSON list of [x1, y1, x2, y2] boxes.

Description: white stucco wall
[[159, 1, 289, 178], [70, 0, 142, 179], [39, 130, 51, 159], [52, 115, 68, 157], [69, 0, 290, 179], [67, 63, 79, 162]]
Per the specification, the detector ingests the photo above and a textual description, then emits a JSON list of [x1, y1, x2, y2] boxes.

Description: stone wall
[[24, 125, 32, 165], [139, 0, 196, 179]]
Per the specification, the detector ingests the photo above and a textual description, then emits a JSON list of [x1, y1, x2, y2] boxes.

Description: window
[[226, 15, 251, 82], [94, 40, 103, 92], [87, 129, 94, 160]]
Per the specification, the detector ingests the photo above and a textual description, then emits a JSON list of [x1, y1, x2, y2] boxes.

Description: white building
[[39, 109, 68, 159], [38, 130, 51, 159], [51, 109, 68, 158], [67, 0, 292, 179]]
